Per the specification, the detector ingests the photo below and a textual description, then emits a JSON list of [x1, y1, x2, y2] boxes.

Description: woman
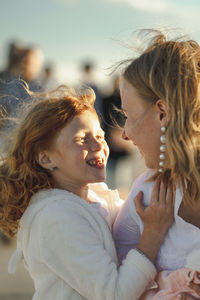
[[0, 85, 174, 300], [113, 30, 200, 299]]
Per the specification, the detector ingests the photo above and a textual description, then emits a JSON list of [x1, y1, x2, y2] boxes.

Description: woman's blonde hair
[[122, 30, 200, 205], [0, 85, 96, 237]]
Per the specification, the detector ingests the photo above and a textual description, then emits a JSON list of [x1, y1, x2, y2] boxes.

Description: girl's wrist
[[143, 225, 168, 239], [135, 247, 154, 264], [137, 226, 167, 263]]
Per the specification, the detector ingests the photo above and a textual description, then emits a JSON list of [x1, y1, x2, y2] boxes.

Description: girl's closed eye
[[96, 133, 105, 141], [80, 137, 87, 142], [75, 136, 88, 143]]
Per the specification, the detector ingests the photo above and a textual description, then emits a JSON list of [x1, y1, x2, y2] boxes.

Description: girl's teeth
[[88, 159, 103, 166]]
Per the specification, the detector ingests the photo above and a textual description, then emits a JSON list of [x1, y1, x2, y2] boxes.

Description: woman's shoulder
[[133, 169, 155, 185], [128, 169, 155, 206], [130, 169, 154, 191]]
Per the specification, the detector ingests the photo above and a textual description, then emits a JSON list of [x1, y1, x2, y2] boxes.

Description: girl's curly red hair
[[0, 85, 96, 237]]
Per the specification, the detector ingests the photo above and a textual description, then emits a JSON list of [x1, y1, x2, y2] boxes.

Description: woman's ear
[[155, 99, 170, 126], [38, 151, 55, 170]]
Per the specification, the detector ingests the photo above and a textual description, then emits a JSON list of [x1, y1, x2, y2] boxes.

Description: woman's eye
[[119, 112, 127, 127], [119, 110, 127, 121], [121, 111, 127, 120]]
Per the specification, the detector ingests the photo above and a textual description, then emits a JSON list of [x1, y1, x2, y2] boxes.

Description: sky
[[1, 0, 200, 86]]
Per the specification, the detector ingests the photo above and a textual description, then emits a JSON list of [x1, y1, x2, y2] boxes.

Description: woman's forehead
[[120, 80, 148, 111]]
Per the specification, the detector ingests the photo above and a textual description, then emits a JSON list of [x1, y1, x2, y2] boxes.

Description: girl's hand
[[135, 175, 175, 236], [135, 175, 175, 263]]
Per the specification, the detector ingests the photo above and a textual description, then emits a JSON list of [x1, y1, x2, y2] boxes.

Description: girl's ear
[[38, 151, 55, 170], [155, 99, 170, 126]]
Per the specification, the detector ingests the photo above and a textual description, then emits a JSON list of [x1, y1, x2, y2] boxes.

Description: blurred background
[[0, 0, 200, 299]]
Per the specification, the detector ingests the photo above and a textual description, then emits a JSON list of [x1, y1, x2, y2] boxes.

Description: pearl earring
[[158, 126, 166, 173], [49, 167, 54, 172]]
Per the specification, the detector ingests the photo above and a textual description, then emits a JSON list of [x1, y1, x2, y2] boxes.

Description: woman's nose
[[122, 130, 129, 141]]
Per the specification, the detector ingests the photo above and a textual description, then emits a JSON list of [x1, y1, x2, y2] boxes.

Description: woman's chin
[[144, 159, 158, 170]]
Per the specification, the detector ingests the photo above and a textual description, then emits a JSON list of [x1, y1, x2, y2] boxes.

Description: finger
[[178, 293, 199, 300], [189, 282, 200, 296], [178, 294, 186, 300], [150, 176, 161, 205], [171, 183, 176, 209], [173, 184, 176, 207], [166, 182, 174, 209], [163, 169, 170, 185], [159, 179, 167, 205], [134, 191, 144, 216]]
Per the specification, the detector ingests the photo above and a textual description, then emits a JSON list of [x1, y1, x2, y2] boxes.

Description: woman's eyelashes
[[120, 110, 128, 120], [120, 111, 128, 127]]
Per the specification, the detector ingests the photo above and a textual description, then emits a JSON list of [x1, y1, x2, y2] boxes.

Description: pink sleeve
[[140, 268, 200, 300]]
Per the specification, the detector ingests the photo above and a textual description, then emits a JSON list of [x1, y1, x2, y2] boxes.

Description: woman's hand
[[135, 175, 175, 263]]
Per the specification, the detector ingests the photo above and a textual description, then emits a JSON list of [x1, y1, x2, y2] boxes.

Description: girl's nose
[[90, 138, 102, 151], [122, 130, 129, 141]]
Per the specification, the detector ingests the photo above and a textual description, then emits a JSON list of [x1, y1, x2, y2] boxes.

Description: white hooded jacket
[[8, 183, 156, 300]]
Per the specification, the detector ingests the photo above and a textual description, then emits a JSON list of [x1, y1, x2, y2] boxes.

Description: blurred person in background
[[0, 42, 21, 82], [81, 60, 103, 118], [41, 63, 58, 91], [18, 46, 44, 90], [102, 75, 134, 190], [0, 42, 43, 87], [0, 42, 44, 120]]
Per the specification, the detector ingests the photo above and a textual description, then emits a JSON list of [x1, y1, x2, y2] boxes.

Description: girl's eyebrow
[[75, 129, 105, 135]]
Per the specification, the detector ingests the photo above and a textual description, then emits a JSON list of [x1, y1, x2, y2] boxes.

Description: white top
[[8, 182, 156, 300], [113, 169, 200, 271]]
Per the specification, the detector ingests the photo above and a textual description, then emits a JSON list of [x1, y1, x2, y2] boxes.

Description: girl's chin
[[89, 173, 107, 184]]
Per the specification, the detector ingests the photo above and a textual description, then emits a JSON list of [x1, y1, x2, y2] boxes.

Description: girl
[[0, 85, 174, 300]]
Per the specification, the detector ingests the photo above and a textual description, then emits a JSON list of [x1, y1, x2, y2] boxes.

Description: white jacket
[[8, 183, 156, 300]]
